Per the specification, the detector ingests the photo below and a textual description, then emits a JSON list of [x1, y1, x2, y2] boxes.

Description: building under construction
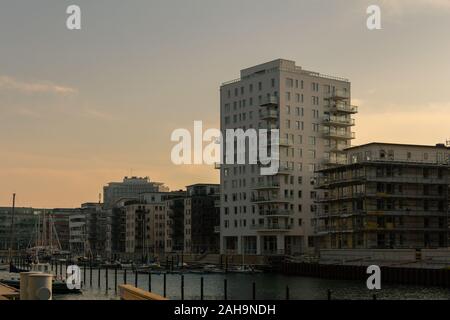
[[315, 142, 450, 249]]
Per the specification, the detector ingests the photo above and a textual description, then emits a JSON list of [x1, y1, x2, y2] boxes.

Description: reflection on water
[[46, 270, 450, 300]]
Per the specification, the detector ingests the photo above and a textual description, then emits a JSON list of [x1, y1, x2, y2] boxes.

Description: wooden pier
[[118, 284, 168, 300], [0, 283, 20, 300]]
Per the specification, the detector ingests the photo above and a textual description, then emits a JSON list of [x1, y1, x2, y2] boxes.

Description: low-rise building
[[0, 207, 38, 252], [184, 184, 220, 254], [315, 142, 450, 249], [165, 197, 186, 253], [69, 211, 86, 255]]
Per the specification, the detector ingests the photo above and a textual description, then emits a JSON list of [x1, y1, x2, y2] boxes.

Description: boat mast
[[8, 193, 16, 263]]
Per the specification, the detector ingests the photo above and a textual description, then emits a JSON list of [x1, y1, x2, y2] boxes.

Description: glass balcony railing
[[328, 102, 358, 113], [250, 223, 292, 231], [260, 110, 279, 120], [322, 117, 355, 126], [253, 181, 281, 189], [322, 130, 356, 139], [260, 95, 279, 106]]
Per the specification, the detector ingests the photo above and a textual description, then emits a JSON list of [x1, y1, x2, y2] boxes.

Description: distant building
[[68, 211, 86, 255], [124, 203, 166, 261], [315, 142, 450, 249], [103, 176, 168, 209], [184, 184, 220, 254], [52, 208, 77, 252], [81, 202, 106, 259], [0, 207, 38, 252], [165, 197, 186, 253]]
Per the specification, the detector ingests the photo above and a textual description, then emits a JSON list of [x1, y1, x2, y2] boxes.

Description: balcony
[[214, 200, 220, 207], [260, 123, 279, 130], [251, 223, 292, 232], [321, 157, 348, 167], [328, 102, 358, 114], [278, 138, 293, 147], [260, 96, 279, 106], [251, 195, 293, 204], [253, 181, 281, 190], [214, 226, 220, 233], [322, 117, 355, 127], [277, 166, 294, 175], [323, 90, 350, 100], [322, 129, 355, 140], [260, 209, 294, 217], [260, 110, 279, 120]]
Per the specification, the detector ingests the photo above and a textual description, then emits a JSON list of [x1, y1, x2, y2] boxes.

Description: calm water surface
[[44, 270, 450, 300]]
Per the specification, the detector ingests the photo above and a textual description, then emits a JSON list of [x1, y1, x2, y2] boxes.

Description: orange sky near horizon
[[1, 0, 449, 208]]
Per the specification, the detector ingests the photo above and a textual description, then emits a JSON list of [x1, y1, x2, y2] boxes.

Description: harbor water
[[2, 269, 449, 300], [48, 270, 450, 300]]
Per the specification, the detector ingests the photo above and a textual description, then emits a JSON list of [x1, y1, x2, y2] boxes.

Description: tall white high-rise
[[218, 59, 357, 255]]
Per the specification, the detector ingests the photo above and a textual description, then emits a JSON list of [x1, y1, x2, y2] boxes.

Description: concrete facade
[[315, 142, 450, 249], [219, 59, 356, 255]]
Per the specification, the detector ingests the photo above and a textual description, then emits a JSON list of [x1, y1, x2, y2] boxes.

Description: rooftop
[[222, 58, 349, 86]]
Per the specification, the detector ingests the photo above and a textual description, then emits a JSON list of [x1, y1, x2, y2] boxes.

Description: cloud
[[81, 107, 114, 121], [0, 75, 77, 95]]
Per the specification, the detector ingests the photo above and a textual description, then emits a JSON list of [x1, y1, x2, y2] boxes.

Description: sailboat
[[1, 194, 81, 294]]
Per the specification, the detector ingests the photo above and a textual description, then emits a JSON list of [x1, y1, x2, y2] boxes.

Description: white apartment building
[[69, 212, 87, 255], [219, 59, 357, 255], [103, 176, 168, 209]]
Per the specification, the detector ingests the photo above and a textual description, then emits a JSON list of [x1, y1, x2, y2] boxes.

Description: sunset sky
[[1, 0, 449, 208]]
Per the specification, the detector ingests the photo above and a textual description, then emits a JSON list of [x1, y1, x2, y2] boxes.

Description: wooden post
[[148, 272, 151, 292], [124, 268, 127, 284], [200, 277, 204, 300], [105, 267, 109, 292], [224, 279, 228, 300], [98, 267, 101, 288], [163, 273, 167, 298], [135, 270, 138, 288], [89, 263, 93, 287], [181, 274, 184, 300], [286, 286, 290, 300], [115, 267, 118, 293], [252, 282, 256, 300], [327, 289, 332, 300], [83, 264, 86, 288]]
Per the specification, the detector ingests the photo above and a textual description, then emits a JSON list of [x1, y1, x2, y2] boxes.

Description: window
[[286, 78, 293, 88], [285, 105, 291, 115]]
